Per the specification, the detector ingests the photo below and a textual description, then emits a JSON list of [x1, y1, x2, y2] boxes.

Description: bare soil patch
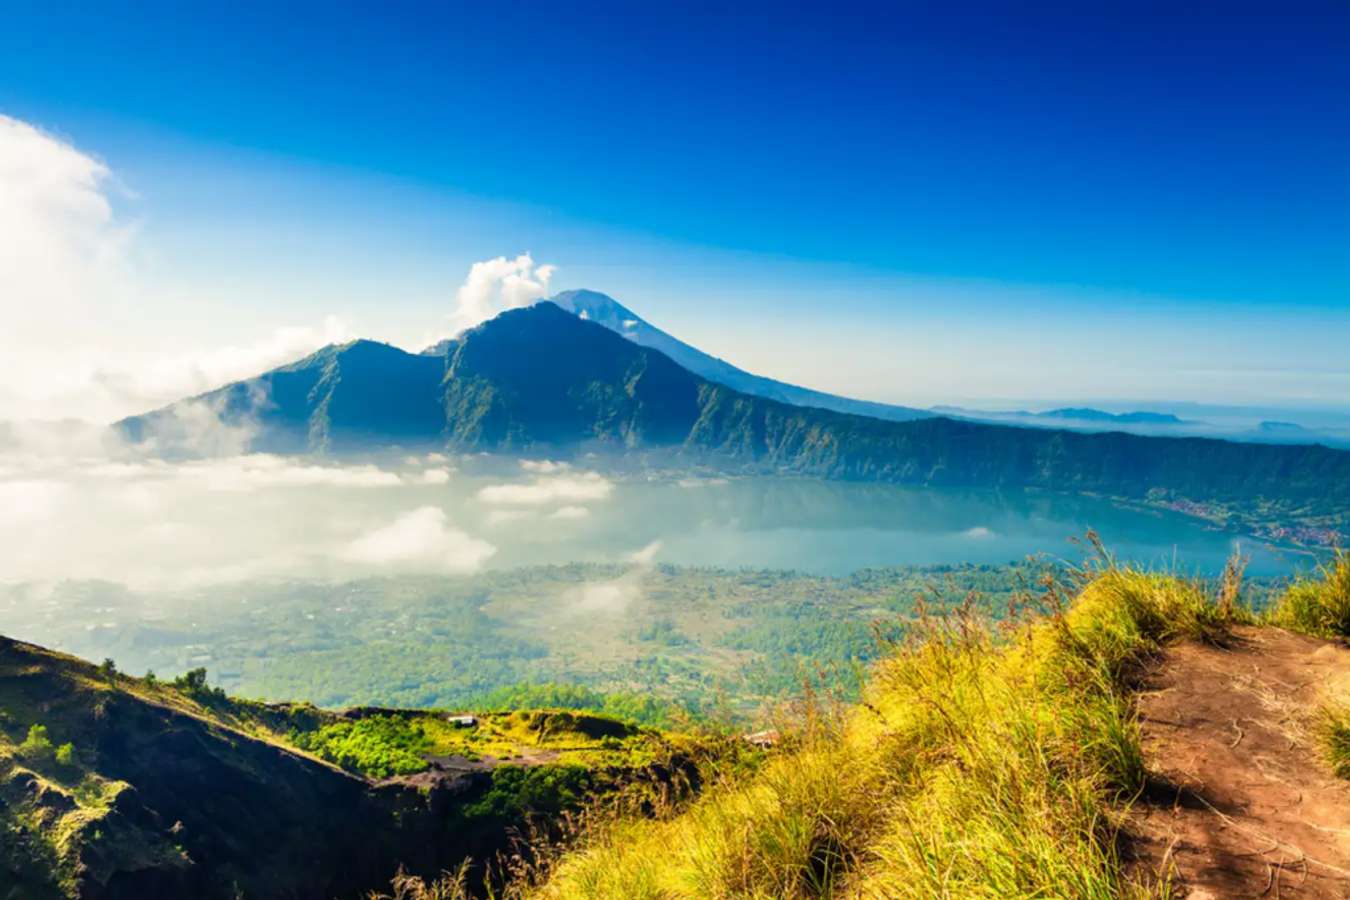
[[381, 748, 562, 789], [1130, 625, 1350, 898]]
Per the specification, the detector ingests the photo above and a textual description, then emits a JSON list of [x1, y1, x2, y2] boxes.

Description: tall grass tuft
[[527, 548, 1243, 899], [1269, 551, 1350, 638], [369, 864, 472, 900], [1318, 704, 1350, 780]]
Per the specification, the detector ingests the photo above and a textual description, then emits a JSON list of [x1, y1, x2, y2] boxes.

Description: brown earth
[[1130, 625, 1350, 898], [384, 748, 561, 790]]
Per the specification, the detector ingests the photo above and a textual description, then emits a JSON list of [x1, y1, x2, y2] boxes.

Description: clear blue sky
[[2, 2, 1348, 416]]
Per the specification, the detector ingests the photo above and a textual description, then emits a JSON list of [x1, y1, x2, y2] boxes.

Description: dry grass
[[505, 544, 1244, 899], [1318, 704, 1350, 781], [1268, 551, 1350, 639], [371, 863, 474, 900]]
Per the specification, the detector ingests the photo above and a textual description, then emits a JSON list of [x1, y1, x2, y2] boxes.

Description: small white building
[[447, 714, 478, 728]]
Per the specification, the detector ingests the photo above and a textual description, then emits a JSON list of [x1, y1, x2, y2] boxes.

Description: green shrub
[[291, 716, 430, 778], [464, 764, 594, 825], [54, 742, 76, 768], [173, 667, 227, 702], [1269, 552, 1350, 638], [20, 724, 55, 761]]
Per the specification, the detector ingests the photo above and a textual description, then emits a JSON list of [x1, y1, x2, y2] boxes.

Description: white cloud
[[520, 459, 569, 474], [186, 455, 404, 491], [69, 453, 403, 492], [0, 114, 352, 423], [477, 472, 613, 506], [1, 115, 134, 421], [486, 508, 533, 527], [0, 436, 502, 588], [567, 573, 643, 614], [342, 506, 495, 572], [0, 479, 69, 526], [437, 253, 555, 339], [0, 114, 127, 314], [550, 505, 590, 520], [962, 526, 994, 539], [627, 540, 662, 565], [565, 539, 661, 615], [419, 467, 452, 485], [676, 476, 730, 489], [122, 393, 263, 457]]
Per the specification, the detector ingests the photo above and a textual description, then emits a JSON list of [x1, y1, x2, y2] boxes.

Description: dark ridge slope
[[436, 299, 705, 448], [120, 339, 446, 454], [0, 636, 477, 900]]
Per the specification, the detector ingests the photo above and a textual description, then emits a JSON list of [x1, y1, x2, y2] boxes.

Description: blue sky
[[2, 2, 1348, 419]]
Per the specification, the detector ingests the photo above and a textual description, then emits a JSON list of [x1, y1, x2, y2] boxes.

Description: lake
[[460, 471, 1308, 578]]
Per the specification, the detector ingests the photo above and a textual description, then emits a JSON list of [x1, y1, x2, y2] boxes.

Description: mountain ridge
[[116, 302, 1350, 539], [547, 289, 932, 422]]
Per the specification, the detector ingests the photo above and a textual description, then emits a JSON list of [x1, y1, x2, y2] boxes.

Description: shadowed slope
[[0, 636, 457, 899]]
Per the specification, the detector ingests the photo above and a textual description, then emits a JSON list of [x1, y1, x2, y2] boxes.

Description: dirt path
[[1130, 625, 1350, 898]]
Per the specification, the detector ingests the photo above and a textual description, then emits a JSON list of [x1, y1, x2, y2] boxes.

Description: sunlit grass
[[1268, 551, 1350, 638], [1318, 703, 1350, 780], [521, 547, 1240, 899]]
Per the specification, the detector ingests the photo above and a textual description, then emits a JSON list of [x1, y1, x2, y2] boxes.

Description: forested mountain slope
[[119, 303, 1350, 527]]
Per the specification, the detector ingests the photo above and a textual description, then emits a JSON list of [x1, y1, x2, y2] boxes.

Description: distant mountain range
[[934, 405, 1189, 428], [936, 404, 1350, 448], [119, 300, 1350, 529]]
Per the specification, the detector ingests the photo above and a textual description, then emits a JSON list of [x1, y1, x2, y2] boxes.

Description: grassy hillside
[[5, 551, 1348, 897], [430, 548, 1348, 899]]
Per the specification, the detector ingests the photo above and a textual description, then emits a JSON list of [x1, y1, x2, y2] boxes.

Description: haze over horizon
[[3, 4, 1348, 424]]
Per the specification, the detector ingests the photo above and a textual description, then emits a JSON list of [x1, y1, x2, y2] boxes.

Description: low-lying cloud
[[88, 317, 352, 420], [343, 506, 495, 571], [0, 422, 643, 589], [564, 540, 662, 616], [476, 471, 613, 507], [0, 431, 503, 587]]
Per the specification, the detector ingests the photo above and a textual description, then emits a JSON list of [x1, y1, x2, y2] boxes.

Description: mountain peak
[[548, 289, 642, 333], [543, 289, 930, 422]]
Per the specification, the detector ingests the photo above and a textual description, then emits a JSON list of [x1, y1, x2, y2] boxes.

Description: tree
[[174, 667, 223, 700], [20, 724, 54, 761], [99, 658, 118, 681], [55, 743, 76, 767]]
